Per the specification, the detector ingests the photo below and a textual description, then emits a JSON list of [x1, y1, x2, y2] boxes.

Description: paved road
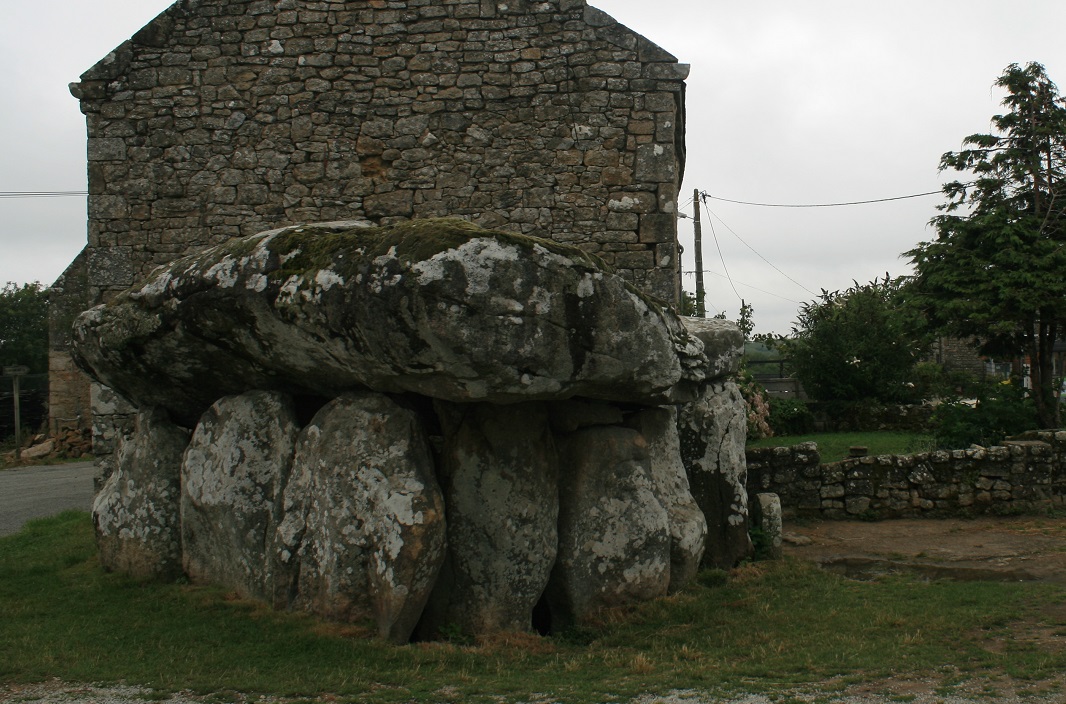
[[0, 462, 96, 537]]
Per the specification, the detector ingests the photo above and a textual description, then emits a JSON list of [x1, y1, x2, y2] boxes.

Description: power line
[[0, 191, 88, 199], [705, 215, 742, 303], [701, 188, 946, 208], [702, 203, 819, 297], [682, 269, 803, 304]]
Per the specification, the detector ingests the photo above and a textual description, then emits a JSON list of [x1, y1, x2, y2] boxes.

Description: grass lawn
[[2, 511, 1064, 702], [747, 431, 936, 462]]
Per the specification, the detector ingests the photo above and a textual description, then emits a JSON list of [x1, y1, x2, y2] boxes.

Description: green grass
[[747, 431, 935, 462], [2, 512, 1065, 702]]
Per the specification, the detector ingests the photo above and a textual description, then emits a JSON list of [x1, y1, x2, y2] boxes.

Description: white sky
[[3, 0, 1065, 334]]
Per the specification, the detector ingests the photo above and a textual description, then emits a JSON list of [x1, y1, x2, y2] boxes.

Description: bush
[[767, 397, 814, 436], [932, 381, 1038, 448]]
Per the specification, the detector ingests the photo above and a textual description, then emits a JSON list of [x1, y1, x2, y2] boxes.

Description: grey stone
[[677, 380, 752, 568], [93, 407, 190, 580], [627, 406, 707, 592], [678, 317, 744, 380], [548, 426, 670, 627], [418, 402, 558, 638], [72, 219, 707, 427], [180, 390, 300, 603], [752, 493, 783, 559], [276, 392, 446, 643]]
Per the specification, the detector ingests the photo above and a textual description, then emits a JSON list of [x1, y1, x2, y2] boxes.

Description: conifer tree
[[908, 62, 1066, 428]]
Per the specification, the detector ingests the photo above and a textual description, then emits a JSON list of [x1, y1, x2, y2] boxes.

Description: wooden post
[[4, 365, 29, 462], [12, 374, 21, 462], [692, 189, 706, 318]]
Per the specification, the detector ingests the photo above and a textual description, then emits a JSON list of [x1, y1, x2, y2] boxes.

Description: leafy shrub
[[784, 276, 932, 404], [767, 397, 814, 436], [932, 381, 1038, 448]]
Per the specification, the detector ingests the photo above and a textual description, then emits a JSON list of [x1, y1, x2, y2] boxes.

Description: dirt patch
[[783, 515, 1066, 583]]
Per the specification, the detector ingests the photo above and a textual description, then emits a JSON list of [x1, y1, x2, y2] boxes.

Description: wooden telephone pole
[[692, 189, 706, 318]]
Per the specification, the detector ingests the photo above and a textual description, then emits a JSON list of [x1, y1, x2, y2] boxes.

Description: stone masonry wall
[[69, 0, 688, 308], [47, 251, 92, 433], [746, 431, 1066, 519]]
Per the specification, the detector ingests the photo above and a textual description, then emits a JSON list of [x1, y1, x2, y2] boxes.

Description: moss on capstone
[[265, 217, 613, 283]]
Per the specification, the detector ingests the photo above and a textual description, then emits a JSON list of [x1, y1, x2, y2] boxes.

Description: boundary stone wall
[[746, 431, 1066, 519]]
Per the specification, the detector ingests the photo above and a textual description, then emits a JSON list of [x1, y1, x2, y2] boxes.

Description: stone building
[[52, 0, 690, 434]]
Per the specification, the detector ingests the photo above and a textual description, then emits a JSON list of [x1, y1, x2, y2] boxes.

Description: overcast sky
[[3, 1, 1066, 334]]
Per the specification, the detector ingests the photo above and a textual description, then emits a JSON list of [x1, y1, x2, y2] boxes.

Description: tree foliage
[[907, 62, 1066, 428], [0, 282, 49, 374], [783, 276, 930, 404]]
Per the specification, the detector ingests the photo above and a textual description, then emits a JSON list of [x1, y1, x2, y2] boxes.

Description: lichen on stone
[[264, 218, 613, 285]]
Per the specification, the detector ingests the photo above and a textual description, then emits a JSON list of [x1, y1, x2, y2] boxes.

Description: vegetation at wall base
[[3, 512, 1064, 702], [747, 431, 935, 462], [930, 381, 1040, 449], [767, 397, 815, 436]]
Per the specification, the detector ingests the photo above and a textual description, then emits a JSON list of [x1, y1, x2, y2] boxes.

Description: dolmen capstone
[[73, 218, 750, 643]]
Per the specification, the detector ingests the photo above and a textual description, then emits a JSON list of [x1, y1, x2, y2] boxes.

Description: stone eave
[[69, 1, 185, 100]]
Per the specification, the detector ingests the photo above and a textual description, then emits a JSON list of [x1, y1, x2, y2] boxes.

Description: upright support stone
[[276, 392, 446, 643], [181, 390, 301, 602], [548, 426, 670, 627], [677, 380, 753, 568], [418, 402, 559, 638], [627, 406, 707, 592], [93, 407, 190, 580]]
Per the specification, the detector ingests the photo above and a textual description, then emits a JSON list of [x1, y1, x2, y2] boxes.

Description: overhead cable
[[701, 188, 946, 208], [682, 269, 803, 304], [0, 191, 88, 198], [701, 201, 819, 297]]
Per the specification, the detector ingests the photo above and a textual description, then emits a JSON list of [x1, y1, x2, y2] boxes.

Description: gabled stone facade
[[67, 0, 688, 306], [55, 0, 689, 441]]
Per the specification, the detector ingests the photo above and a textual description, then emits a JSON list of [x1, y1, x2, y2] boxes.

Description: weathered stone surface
[[677, 380, 753, 568], [72, 219, 707, 426], [180, 391, 300, 602], [752, 493, 783, 560], [276, 392, 445, 643], [89, 382, 137, 489], [627, 406, 707, 591], [93, 407, 189, 580], [419, 402, 559, 638], [70, 2, 687, 306], [679, 318, 744, 380], [548, 426, 670, 626]]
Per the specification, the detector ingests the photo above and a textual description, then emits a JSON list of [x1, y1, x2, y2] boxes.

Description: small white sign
[[3, 365, 29, 376]]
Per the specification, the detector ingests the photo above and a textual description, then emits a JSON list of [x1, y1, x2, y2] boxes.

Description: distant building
[[932, 336, 987, 379]]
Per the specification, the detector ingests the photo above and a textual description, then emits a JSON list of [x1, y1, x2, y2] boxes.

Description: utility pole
[[692, 189, 706, 318]]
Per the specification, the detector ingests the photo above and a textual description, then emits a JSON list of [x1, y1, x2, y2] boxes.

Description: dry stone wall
[[69, 0, 688, 307], [747, 431, 1066, 519]]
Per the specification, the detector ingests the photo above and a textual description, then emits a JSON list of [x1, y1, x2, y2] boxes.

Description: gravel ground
[[4, 678, 1064, 704]]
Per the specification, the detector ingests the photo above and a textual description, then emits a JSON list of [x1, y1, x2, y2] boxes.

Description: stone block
[[639, 213, 675, 243], [635, 144, 677, 183]]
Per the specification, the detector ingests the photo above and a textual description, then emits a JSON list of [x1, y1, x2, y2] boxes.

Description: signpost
[[4, 366, 29, 462]]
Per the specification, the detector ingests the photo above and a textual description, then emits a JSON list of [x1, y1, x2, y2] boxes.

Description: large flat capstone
[[73, 219, 708, 426]]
